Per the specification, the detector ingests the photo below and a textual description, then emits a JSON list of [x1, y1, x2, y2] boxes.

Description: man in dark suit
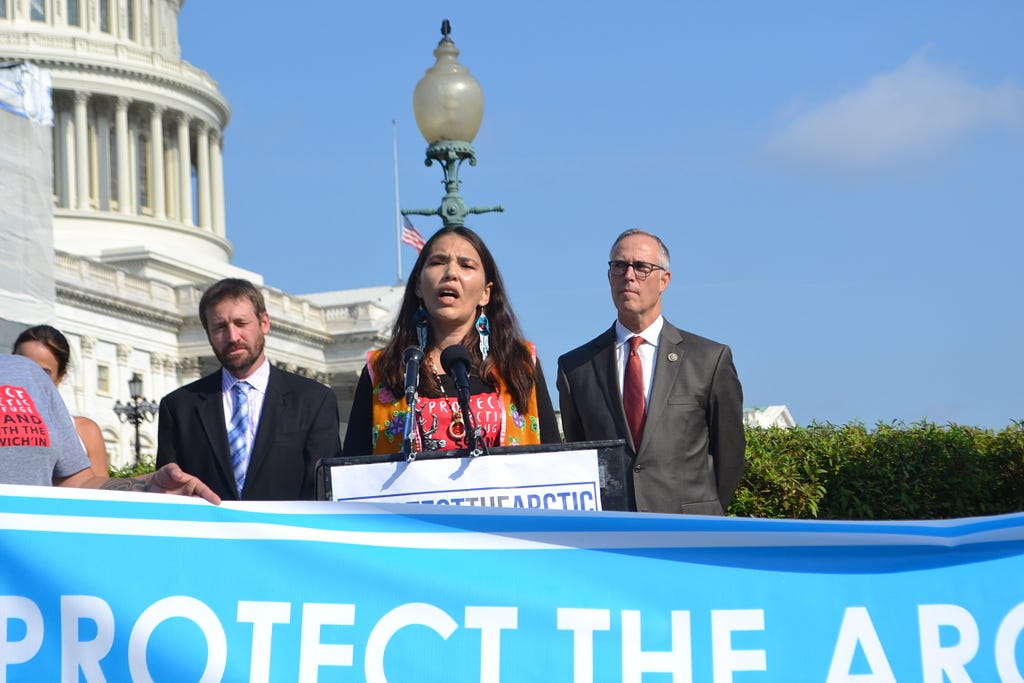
[[157, 278, 340, 500], [557, 229, 745, 515]]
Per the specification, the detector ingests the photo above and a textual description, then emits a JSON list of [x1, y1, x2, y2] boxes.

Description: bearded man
[[156, 278, 340, 500]]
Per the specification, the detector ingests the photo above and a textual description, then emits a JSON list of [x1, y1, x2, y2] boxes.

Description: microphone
[[440, 345, 475, 441], [403, 346, 424, 405], [440, 344, 472, 401]]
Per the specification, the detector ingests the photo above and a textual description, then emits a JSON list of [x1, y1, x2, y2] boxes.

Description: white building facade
[[1, 0, 399, 466]]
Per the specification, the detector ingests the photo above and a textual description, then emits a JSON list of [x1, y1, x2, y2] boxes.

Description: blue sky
[[178, 2, 1023, 429]]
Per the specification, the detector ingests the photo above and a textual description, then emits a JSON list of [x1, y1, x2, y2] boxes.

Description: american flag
[[401, 215, 426, 253]]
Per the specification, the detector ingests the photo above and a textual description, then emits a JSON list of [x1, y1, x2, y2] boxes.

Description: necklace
[[425, 355, 466, 442]]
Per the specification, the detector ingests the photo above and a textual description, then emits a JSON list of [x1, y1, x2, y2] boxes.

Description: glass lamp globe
[[128, 373, 143, 400], [413, 31, 484, 144]]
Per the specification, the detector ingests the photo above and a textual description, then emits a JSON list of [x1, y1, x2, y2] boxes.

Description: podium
[[316, 439, 632, 511]]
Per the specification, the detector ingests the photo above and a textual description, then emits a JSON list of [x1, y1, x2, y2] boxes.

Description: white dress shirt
[[614, 316, 663, 411], [221, 358, 270, 457]]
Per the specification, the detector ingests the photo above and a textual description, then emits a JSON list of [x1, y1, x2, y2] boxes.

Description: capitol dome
[[1, 1, 398, 466]]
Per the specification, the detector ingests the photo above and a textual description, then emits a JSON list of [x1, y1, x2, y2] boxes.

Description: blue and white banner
[[1, 484, 1023, 682]]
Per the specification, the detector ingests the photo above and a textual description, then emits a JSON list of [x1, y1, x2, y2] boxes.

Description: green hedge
[[110, 422, 1024, 520], [729, 421, 1024, 520], [108, 457, 156, 480]]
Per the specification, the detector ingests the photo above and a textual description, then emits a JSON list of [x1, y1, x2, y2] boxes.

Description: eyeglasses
[[607, 260, 666, 280]]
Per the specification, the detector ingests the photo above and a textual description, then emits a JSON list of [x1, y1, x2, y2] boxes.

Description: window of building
[[52, 124, 60, 200], [52, 106, 74, 208], [97, 364, 110, 394], [67, 0, 80, 27], [137, 132, 151, 212], [52, 119, 69, 207], [126, 0, 135, 41], [0, 1, 8, 20], [109, 126, 118, 210], [30, 0, 45, 22], [99, 0, 109, 33], [190, 162, 198, 225]]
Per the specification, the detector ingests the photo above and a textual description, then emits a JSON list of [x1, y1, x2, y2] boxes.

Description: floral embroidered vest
[[367, 344, 543, 454]]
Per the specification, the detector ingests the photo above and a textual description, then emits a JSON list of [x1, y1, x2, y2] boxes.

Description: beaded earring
[[476, 309, 490, 361]]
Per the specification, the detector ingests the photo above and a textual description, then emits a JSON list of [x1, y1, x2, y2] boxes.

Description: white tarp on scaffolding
[[0, 61, 56, 341], [0, 61, 53, 125]]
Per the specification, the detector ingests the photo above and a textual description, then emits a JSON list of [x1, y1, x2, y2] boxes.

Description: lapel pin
[[667, 352, 679, 362]]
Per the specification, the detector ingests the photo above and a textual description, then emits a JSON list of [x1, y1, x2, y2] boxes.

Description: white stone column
[[80, 336, 96, 358], [116, 343, 132, 371], [113, 0, 123, 40], [211, 129, 226, 236], [176, 112, 192, 225], [150, 0, 161, 50], [78, 335, 97, 417], [178, 357, 202, 384], [115, 342, 134, 467], [115, 97, 131, 214], [195, 120, 211, 230], [74, 91, 90, 210], [164, 128, 178, 220], [150, 353, 166, 405], [150, 104, 166, 219]]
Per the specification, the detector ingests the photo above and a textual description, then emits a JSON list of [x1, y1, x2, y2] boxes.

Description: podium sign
[[318, 440, 631, 511], [326, 449, 600, 511]]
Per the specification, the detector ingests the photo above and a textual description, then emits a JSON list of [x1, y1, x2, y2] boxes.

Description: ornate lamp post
[[113, 373, 158, 463], [403, 19, 503, 228]]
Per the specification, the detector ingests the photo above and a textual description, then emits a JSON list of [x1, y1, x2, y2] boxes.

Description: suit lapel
[[592, 326, 634, 449], [641, 323, 685, 453], [194, 373, 236, 496]]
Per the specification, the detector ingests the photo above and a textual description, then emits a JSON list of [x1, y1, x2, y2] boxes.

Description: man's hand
[[66, 465, 221, 505], [142, 463, 222, 505]]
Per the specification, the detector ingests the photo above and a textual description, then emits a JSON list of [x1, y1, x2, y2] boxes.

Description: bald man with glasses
[[556, 228, 745, 515]]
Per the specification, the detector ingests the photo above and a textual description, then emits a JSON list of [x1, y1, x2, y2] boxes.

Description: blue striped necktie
[[228, 381, 251, 496]]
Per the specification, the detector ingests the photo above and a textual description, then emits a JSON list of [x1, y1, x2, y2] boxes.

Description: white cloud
[[765, 52, 1024, 174]]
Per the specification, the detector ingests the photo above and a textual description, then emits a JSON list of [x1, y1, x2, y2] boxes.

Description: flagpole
[[393, 119, 403, 284]]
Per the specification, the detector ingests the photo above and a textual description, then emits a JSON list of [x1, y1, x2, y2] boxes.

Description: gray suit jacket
[[557, 321, 745, 515]]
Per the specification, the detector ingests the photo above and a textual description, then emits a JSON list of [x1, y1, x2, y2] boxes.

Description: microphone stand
[[402, 399, 419, 462], [439, 345, 489, 457], [402, 345, 424, 462], [452, 372, 487, 457], [468, 422, 488, 458], [459, 398, 487, 457]]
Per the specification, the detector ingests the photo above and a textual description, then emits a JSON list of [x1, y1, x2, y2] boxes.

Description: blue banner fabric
[[0, 484, 1022, 682]]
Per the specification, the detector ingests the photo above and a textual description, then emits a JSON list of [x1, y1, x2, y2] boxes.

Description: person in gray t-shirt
[[0, 353, 90, 485], [1, 354, 221, 503]]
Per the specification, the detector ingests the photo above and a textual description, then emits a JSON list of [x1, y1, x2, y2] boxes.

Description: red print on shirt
[[0, 385, 52, 448]]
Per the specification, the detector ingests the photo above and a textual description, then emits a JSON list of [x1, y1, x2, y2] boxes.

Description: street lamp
[[403, 19, 503, 228], [113, 373, 158, 463]]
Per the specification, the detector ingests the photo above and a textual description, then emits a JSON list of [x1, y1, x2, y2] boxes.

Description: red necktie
[[623, 335, 646, 449]]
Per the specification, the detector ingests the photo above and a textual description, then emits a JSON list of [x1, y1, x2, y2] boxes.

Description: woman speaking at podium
[[342, 226, 560, 455]]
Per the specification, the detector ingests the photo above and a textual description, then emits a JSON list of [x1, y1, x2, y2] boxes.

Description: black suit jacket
[[156, 364, 340, 500], [557, 321, 745, 515]]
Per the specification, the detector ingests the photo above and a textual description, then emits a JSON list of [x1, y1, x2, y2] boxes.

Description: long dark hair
[[375, 226, 536, 410]]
